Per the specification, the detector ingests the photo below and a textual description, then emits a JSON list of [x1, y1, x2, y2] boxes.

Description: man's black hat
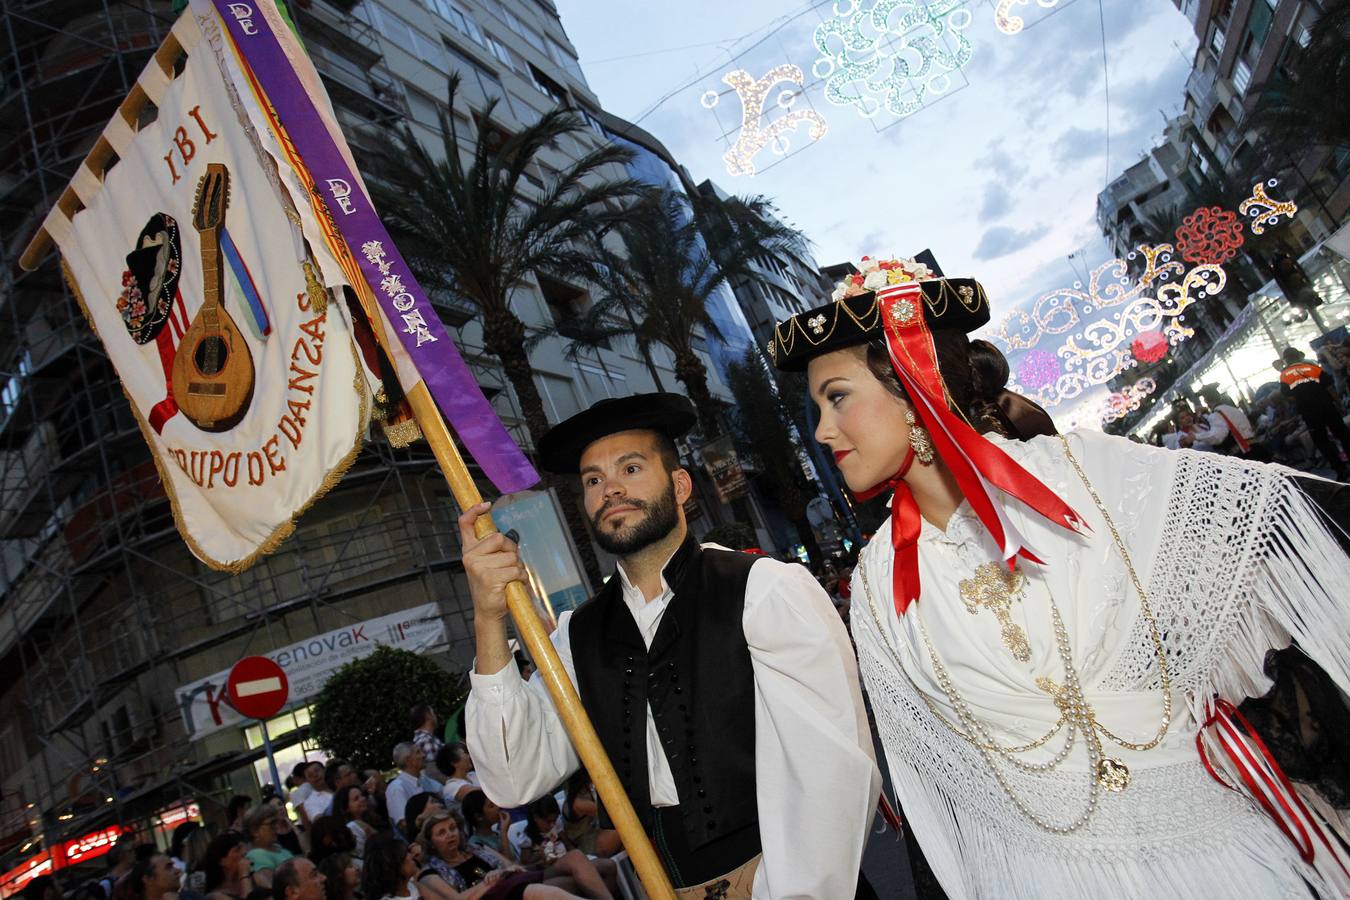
[[537, 392, 697, 474]]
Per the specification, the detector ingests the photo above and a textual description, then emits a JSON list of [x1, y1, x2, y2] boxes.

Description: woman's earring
[[906, 408, 935, 465]]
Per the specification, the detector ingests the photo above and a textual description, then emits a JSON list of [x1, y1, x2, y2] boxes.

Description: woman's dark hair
[[111, 859, 156, 900], [434, 742, 468, 777], [409, 703, 433, 731], [307, 816, 355, 865], [359, 833, 407, 900], [460, 790, 489, 831], [864, 333, 997, 435], [524, 794, 560, 844], [170, 821, 201, 861], [316, 853, 354, 900], [332, 785, 364, 823], [226, 796, 252, 823], [401, 793, 440, 842], [202, 833, 247, 892]]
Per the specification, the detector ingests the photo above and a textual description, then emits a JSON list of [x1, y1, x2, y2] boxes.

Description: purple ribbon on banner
[[209, 0, 539, 494]]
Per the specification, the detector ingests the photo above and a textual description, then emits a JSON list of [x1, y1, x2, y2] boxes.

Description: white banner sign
[[176, 603, 446, 740], [49, 15, 367, 570]]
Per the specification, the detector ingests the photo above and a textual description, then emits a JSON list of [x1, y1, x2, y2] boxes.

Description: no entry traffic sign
[[226, 656, 289, 720]]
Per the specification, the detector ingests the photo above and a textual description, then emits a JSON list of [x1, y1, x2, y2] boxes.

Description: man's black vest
[[568, 536, 759, 851]]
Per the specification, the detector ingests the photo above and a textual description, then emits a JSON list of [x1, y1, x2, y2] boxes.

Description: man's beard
[[590, 481, 680, 555]]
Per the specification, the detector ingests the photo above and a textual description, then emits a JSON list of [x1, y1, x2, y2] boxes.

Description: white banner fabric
[[176, 603, 447, 740], [52, 17, 367, 570]]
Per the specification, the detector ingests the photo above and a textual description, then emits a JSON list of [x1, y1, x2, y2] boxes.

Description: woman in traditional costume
[[769, 256, 1350, 899]]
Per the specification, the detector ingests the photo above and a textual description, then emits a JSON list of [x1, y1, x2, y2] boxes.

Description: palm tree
[[369, 75, 642, 585], [1246, 0, 1350, 157], [725, 348, 824, 567], [554, 187, 807, 439]]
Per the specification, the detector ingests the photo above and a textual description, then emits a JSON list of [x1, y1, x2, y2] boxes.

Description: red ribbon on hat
[[864, 284, 1087, 614]]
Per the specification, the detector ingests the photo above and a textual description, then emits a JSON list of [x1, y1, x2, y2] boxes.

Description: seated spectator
[[270, 858, 324, 900], [227, 796, 253, 834], [112, 853, 181, 900], [507, 797, 564, 868], [307, 816, 355, 865], [333, 786, 374, 859], [415, 810, 599, 900], [322, 761, 359, 817], [316, 853, 358, 900], [360, 834, 419, 900], [179, 826, 213, 900], [385, 743, 442, 834], [560, 774, 619, 858], [460, 791, 517, 863], [245, 803, 296, 889], [435, 744, 480, 805], [403, 792, 445, 843], [298, 762, 334, 828], [203, 833, 254, 900]]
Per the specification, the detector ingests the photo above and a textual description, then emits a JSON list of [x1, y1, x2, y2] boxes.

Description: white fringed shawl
[[851, 429, 1350, 900]]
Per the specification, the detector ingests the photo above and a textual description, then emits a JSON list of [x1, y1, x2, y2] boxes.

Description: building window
[[536, 372, 583, 423], [1208, 22, 1226, 54], [444, 41, 517, 119], [422, 0, 484, 46], [538, 275, 597, 343], [529, 64, 570, 106], [574, 361, 627, 402], [501, 9, 549, 54], [486, 35, 529, 76], [1232, 58, 1252, 93]]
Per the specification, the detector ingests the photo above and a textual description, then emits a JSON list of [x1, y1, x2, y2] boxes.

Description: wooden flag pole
[[17, 23, 676, 897]]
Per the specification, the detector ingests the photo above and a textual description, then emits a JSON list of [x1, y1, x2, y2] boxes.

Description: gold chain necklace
[[857, 434, 1173, 833]]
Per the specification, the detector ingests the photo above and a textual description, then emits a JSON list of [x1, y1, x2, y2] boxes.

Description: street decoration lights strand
[[995, 0, 1061, 35], [1101, 378, 1158, 424], [1239, 179, 1299, 235], [715, 63, 829, 177], [988, 244, 1226, 408], [1174, 206, 1245, 266], [812, 0, 975, 121]]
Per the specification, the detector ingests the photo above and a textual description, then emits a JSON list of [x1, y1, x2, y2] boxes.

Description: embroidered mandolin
[[172, 163, 256, 432]]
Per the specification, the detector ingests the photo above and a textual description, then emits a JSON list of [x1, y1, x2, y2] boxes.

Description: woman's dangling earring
[[906, 408, 935, 465]]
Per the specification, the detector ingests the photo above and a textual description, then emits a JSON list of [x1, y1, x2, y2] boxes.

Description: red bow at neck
[[857, 285, 1088, 617]]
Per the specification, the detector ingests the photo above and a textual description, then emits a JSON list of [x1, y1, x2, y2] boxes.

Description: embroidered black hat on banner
[[537, 392, 698, 474]]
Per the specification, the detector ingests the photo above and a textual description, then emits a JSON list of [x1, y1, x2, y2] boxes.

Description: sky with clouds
[[553, 0, 1201, 426]]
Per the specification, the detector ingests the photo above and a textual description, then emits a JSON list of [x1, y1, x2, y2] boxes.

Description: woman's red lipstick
[[833, 449, 852, 463]]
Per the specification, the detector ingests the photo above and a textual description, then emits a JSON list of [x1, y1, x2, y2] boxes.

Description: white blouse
[[852, 428, 1350, 899]]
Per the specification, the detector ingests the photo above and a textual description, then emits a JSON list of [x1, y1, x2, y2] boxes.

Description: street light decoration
[[1130, 330, 1169, 365], [1174, 205, 1245, 266], [1239, 180, 1299, 235], [995, 0, 1062, 35]]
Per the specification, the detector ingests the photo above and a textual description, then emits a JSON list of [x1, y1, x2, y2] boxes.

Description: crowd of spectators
[[22, 702, 623, 900]]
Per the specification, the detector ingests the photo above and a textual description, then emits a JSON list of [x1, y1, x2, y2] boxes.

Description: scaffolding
[[0, 1, 517, 887]]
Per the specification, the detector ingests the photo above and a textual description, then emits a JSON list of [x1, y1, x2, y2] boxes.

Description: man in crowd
[[1280, 346, 1350, 479], [321, 759, 359, 816], [1183, 385, 1269, 460], [465, 393, 880, 899], [271, 858, 325, 900], [410, 705, 445, 781], [384, 742, 441, 832]]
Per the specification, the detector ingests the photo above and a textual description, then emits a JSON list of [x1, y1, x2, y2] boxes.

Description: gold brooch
[[888, 299, 916, 324], [807, 313, 827, 334], [766, 338, 776, 359], [958, 284, 975, 308], [959, 562, 1030, 662]]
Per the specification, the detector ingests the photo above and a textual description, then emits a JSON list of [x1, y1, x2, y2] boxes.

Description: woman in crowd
[[307, 816, 356, 865], [416, 810, 604, 900], [436, 743, 480, 805], [560, 773, 619, 858], [334, 785, 375, 859], [177, 826, 212, 899], [317, 852, 360, 900], [203, 834, 254, 900], [244, 803, 295, 888], [770, 256, 1350, 898], [459, 791, 516, 863], [360, 834, 419, 900], [509, 797, 562, 868]]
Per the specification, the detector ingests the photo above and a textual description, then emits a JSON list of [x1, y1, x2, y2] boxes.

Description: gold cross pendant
[[959, 562, 1031, 662]]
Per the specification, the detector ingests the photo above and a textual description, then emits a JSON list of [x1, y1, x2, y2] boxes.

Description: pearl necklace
[[857, 435, 1173, 834]]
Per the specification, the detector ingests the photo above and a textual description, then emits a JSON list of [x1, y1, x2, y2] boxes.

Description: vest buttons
[[697, 789, 706, 798]]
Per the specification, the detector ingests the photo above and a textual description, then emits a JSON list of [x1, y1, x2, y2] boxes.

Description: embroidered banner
[[50, 15, 367, 570], [201, 0, 539, 495]]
